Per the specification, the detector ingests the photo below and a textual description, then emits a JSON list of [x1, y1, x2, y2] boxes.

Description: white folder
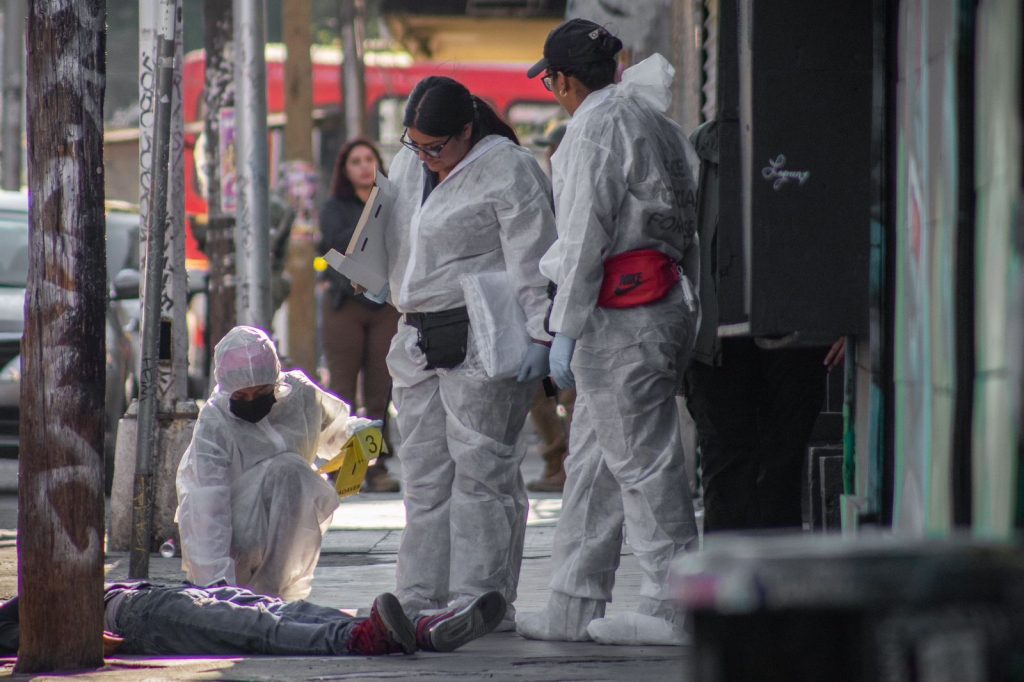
[[323, 169, 394, 300]]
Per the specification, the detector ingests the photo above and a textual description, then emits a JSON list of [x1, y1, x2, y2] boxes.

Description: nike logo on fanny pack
[[613, 273, 644, 296]]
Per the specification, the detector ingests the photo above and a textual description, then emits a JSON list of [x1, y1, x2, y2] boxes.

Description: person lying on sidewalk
[[0, 582, 506, 657]]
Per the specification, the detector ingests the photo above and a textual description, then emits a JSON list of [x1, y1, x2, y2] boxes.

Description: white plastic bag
[[460, 271, 530, 379]]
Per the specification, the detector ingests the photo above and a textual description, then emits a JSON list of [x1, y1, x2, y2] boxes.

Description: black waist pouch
[[406, 307, 470, 370]]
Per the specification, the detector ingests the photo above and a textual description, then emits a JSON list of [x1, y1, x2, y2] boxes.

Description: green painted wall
[[971, 0, 1021, 538], [892, 0, 961, 534]]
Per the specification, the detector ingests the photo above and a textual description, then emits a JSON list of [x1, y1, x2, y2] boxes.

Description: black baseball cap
[[527, 19, 620, 79]]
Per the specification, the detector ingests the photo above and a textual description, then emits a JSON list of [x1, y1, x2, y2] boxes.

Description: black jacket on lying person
[[0, 594, 20, 654], [0, 581, 154, 654]]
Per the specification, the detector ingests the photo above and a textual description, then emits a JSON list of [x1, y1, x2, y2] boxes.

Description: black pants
[[685, 338, 827, 532]]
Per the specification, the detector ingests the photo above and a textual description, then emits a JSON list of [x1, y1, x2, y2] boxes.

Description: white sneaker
[[515, 593, 604, 642], [516, 609, 592, 641], [586, 613, 689, 646]]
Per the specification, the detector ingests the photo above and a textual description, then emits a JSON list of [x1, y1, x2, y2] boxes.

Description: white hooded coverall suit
[[176, 326, 370, 601], [381, 137, 556, 620], [523, 57, 702, 642]]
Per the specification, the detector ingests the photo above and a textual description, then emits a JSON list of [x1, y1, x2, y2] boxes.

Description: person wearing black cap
[[517, 19, 701, 646]]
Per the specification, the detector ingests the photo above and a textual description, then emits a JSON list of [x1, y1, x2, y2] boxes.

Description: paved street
[[0, 435, 693, 680]]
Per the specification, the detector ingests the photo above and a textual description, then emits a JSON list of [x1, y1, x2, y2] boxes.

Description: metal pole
[[2, 0, 25, 190], [282, 0, 318, 376], [340, 0, 366, 138], [671, 0, 704, 132], [130, 0, 176, 579], [139, 0, 193, 554], [203, 0, 237, 353], [165, 0, 189, 404], [233, 0, 272, 329]]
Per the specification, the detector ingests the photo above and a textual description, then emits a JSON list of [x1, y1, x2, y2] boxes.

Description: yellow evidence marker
[[317, 427, 388, 498]]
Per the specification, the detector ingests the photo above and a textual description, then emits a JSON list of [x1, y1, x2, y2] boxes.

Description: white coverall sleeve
[[176, 413, 237, 586], [495, 156, 558, 342], [315, 385, 374, 461], [381, 148, 418, 304], [548, 137, 628, 339]]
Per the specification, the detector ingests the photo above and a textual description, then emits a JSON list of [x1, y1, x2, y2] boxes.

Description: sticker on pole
[[317, 427, 388, 498]]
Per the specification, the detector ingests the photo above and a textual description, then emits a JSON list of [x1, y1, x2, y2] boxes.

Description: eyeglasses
[[542, 72, 556, 92], [400, 130, 453, 159]]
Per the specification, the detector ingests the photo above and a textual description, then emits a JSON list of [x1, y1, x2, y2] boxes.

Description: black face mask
[[229, 392, 276, 423]]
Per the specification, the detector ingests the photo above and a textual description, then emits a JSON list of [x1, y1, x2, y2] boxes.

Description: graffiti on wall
[[892, 0, 961, 535]]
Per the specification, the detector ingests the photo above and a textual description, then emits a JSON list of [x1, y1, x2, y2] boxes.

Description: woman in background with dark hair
[[377, 76, 556, 631], [319, 138, 400, 493]]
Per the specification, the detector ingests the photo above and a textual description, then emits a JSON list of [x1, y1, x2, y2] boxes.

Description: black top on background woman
[[319, 138, 401, 493]]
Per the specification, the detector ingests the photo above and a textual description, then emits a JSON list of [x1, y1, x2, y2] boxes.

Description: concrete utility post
[[18, 0, 106, 670], [282, 0, 318, 377], [233, 0, 272, 330], [341, 0, 366, 138], [1, 0, 24, 190], [110, 0, 199, 566], [128, 0, 179, 579]]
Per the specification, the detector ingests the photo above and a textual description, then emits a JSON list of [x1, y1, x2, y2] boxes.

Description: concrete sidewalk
[[2, 440, 693, 679]]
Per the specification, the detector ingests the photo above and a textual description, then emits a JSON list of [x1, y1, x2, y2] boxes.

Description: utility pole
[[282, 0, 318, 376], [340, 0, 366, 138], [233, 0, 272, 329], [18, 0, 106, 671], [1, 0, 24, 190], [202, 0, 237, 352]]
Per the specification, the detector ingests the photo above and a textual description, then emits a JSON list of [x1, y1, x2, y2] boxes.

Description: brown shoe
[[362, 463, 401, 493], [527, 440, 566, 492]]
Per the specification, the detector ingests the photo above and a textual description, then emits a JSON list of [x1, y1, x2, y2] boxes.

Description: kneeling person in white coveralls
[[176, 325, 375, 601]]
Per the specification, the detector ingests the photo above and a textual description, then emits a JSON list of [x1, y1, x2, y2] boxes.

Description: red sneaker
[[415, 592, 507, 652], [348, 593, 416, 655]]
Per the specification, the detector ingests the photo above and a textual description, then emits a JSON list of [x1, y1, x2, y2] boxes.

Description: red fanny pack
[[597, 249, 681, 309]]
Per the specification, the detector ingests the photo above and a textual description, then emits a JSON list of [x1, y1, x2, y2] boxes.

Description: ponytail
[[469, 95, 519, 145]]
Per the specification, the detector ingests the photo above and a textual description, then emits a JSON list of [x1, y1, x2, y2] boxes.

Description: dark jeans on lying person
[[112, 582, 361, 655]]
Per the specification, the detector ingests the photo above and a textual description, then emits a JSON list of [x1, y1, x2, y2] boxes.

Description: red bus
[[181, 46, 561, 267]]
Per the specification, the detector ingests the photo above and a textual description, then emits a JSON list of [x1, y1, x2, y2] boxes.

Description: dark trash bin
[[673, 534, 1024, 682]]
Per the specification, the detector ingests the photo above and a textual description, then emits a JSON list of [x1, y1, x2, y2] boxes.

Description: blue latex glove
[[363, 284, 390, 305], [517, 342, 550, 382], [351, 419, 384, 435], [549, 333, 576, 390]]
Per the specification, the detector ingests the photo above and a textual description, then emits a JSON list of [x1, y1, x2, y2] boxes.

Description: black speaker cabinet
[[717, 0, 873, 340]]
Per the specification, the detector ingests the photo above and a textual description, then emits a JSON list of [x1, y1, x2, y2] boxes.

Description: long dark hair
[[329, 138, 386, 200], [403, 76, 519, 146]]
